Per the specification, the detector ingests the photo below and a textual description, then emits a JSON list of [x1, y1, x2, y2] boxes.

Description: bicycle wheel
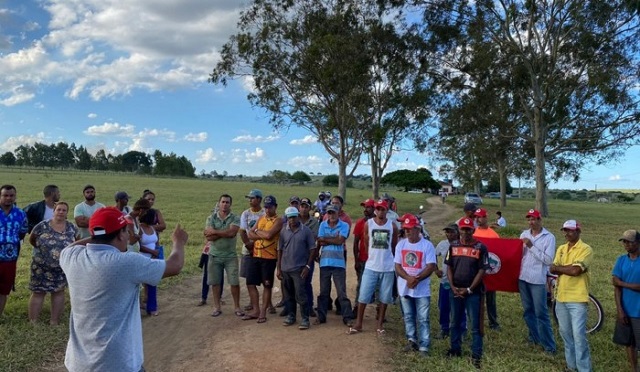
[[551, 295, 604, 334], [586, 295, 604, 333]]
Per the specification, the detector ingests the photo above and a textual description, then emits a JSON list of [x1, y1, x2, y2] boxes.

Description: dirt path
[[52, 196, 456, 372]]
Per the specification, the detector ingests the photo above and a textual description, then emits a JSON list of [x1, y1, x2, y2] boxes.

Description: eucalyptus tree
[[418, 0, 640, 215], [210, 0, 433, 200]]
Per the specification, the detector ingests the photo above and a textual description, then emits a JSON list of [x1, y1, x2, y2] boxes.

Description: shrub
[[557, 191, 572, 200]]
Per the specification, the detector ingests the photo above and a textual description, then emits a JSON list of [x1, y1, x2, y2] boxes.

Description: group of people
[[0, 184, 169, 325], [1, 182, 639, 372]]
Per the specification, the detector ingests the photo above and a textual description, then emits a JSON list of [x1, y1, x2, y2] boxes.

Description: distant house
[[439, 181, 455, 194]]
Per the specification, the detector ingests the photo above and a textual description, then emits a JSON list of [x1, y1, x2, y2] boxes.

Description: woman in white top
[[139, 209, 161, 316]]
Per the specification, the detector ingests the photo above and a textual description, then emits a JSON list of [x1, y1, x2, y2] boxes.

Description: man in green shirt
[[204, 194, 241, 317]]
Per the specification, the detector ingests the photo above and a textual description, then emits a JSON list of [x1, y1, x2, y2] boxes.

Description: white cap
[[284, 206, 299, 218]]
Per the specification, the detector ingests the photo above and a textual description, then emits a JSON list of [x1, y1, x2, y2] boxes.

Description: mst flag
[[475, 237, 523, 292]]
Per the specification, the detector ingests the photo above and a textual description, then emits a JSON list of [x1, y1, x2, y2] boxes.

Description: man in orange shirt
[[473, 208, 500, 330]]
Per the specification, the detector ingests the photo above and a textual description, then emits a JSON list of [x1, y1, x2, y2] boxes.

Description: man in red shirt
[[352, 198, 375, 312]]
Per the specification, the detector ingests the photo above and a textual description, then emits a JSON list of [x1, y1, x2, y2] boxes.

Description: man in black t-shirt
[[444, 217, 490, 369]]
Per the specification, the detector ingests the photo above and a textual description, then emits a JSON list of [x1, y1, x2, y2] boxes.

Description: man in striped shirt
[[519, 209, 557, 354]]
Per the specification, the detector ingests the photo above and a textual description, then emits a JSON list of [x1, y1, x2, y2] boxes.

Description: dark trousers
[[200, 254, 223, 301], [317, 266, 354, 323], [486, 291, 499, 328], [283, 268, 310, 321]]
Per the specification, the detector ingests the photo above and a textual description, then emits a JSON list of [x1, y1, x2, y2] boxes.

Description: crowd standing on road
[[1, 183, 640, 372]]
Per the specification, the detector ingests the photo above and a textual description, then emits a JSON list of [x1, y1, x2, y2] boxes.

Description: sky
[[1, 0, 638, 191]]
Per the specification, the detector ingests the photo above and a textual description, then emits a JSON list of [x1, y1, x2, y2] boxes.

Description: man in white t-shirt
[[73, 185, 105, 239], [395, 213, 436, 356], [60, 207, 188, 372]]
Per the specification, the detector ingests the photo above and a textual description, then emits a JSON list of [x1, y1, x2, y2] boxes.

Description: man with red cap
[[444, 217, 490, 369], [348, 199, 398, 335], [394, 213, 437, 356], [551, 220, 593, 372], [352, 198, 375, 311], [472, 208, 500, 331], [59, 207, 188, 372], [519, 209, 556, 354]]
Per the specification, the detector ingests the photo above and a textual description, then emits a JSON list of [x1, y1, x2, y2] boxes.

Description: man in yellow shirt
[[550, 220, 593, 372]]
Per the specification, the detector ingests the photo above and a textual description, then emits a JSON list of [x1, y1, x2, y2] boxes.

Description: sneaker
[[282, 317, 295, 326], [472, 357, 481, 369], [299, 319, 310, 330], [419, 350, 429, 357], [403, 341, 418, 352], [446, 349, 462, 358]]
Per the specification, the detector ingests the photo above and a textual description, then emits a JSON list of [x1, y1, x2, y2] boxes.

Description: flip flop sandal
[[257, 317, 267, 324], [376, 329, 386, 336], [211, 310, 222, 317], [234, 310, 245, 317], [241, 315, 258, 321], [346, 327, 361, 335]]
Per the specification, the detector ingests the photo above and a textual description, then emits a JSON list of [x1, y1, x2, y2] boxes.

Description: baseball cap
[[360, 198, 375, 208], [474, 208, 487, 218], [374, 199, 389, 210], [326, 204, 339, 213], [458, 218, 475, 229], [300, 198, 312, 206], [83, 184, 95, 192], [114, 191, 129, 201], [89, 207, 133, 236], [463, 203, 477, 212], [443, 223, 459, 232], [289, 196, 301, 204], [284, 206, 299, 218], [525, 209, 541, 219], [263, 195, 277, 207], [246, 189, 263, 199], [399, 213, 420, 229], [618, 230, 640, 242], [561, 220, 581, 231]]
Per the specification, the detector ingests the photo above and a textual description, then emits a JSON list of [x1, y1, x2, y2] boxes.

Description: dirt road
[[52, 196, 456, 372]]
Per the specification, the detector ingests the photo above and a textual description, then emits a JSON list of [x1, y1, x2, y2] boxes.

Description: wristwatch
[[466, 287, 472, 294]]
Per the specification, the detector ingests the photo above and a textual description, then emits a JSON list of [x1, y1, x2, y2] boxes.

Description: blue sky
[[1, 0, 638, 190]]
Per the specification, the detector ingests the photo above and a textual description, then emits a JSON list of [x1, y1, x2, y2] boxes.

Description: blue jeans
[[519, 280, 556, 352], [450, 291, 482, 358], [305, 262, 314, 313], [400, 295, 431, 351], [317, 266, 354, 323], [438, 283, 466, 333], [555, 302, 592, 372]]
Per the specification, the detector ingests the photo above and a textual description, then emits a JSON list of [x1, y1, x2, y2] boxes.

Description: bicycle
[[546, 275, 604, 334]]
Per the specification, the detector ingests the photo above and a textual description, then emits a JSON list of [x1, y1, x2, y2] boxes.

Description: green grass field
[[0, 168, 637, 371]]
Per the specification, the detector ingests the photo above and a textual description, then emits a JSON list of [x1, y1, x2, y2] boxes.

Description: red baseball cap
[[399, 214, 420, 229], [89, 207, 133, 236], [458, 217, 475, 229], [525, 209, 541, 219], [374, 199, 389, 210], [360, 198, 375, 208], [474, 208, 487, 218]]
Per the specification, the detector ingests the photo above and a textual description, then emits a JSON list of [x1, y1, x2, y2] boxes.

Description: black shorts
[[245, 257, 277, 288]]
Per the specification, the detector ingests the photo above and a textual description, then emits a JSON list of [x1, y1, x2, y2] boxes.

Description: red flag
[[475, 237, 523, 292]]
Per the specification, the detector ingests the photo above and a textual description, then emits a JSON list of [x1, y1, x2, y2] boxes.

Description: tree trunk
[[497, 160, 507, 208], [533, 108, 549, 216], [338, 163, 347, 203]]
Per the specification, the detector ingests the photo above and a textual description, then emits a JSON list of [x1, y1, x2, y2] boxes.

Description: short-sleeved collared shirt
[[205, 212, 240, 258], [0, 206, 28, 261], [318, 220, 350, 269], [253, 214, 280, 259], [278, 223, 316, 272], [553, 239, 592, 303]]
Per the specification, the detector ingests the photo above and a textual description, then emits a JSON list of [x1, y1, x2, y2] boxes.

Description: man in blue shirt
[[0, 184, 28, 316]]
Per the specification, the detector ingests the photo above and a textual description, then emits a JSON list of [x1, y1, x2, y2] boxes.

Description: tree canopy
[[381, 168, 440, 192]]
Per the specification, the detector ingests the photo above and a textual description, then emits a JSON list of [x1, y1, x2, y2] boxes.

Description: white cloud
[[0, 132, 47, 152], [289, 135, 317, 145], [88, 113, 97, 118], [287, 155, 327, 169], [0, 1, 244, 103], [84, 122, 135, 136], [231, 147, 265, 163], [196, 148, 218, 163], [608, 174, 622, 181], [184, 132, 208, 142], [138, 128, 177, 142], [232, 134, 280, 143]]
